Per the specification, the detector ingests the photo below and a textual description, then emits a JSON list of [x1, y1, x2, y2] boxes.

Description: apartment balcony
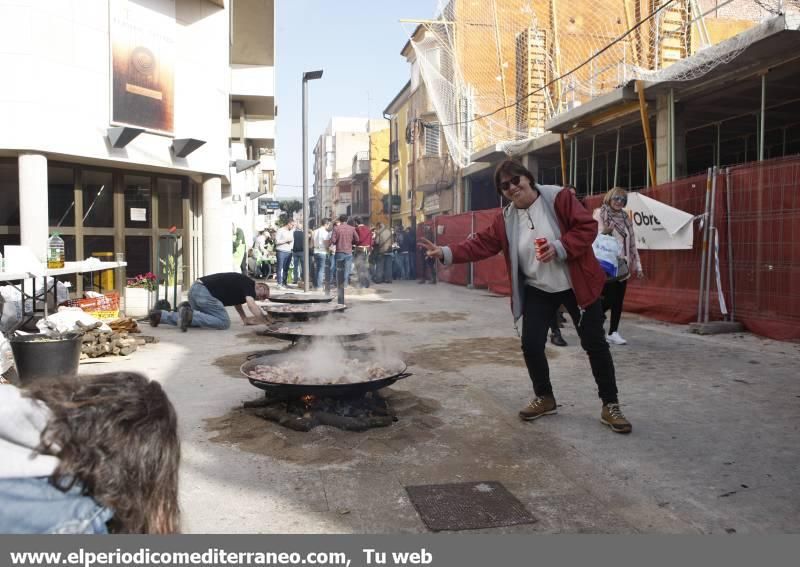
[[352, 151, 370, 176], [389, 141, 399, 164], [230, 65, 275, 116], [410, 156, 454, 193]]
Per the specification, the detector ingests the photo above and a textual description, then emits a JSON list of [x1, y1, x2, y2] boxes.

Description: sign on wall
[[110, 0, 175, 134]]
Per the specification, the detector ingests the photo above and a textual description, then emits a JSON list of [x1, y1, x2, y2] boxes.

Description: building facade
[[0, 0, 276, 297]]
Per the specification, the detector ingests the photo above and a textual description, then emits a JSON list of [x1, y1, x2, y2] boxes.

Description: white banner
[[624, 193, 695, 250]]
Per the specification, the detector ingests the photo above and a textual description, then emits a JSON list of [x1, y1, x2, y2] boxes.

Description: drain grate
[[405, 481, 536, 532]]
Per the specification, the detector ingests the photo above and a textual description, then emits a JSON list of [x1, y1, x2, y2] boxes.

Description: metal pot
[[240, 350, 411, 398]]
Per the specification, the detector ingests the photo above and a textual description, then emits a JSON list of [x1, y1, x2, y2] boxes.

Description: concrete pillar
[[656, 93, 687, 183], [202, 176, 228, 275], [18, 153, 49, 262]]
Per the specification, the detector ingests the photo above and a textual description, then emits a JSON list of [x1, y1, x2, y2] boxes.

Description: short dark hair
[[353, 216, 362, 225], [494, 159, 535, 195], [27, 372, 180, 533], [338, 214, 347, 223], [321, 217, 331, 225]]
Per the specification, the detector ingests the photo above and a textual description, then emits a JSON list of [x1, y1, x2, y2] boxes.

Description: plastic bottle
[[47, 233, 65, 269]]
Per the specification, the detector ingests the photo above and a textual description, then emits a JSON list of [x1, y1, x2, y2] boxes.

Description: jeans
[[334, 252, 353, 287], [353, 248, 371, 287], [314, 253, 328, 288], [0, 477, 112, 534], [276, 250, 292, 285], [292, 252, 304, 283], [376, 253, 394, 283], [162, 282, 230, 329], [521, 285, 618, 405], [397, 252, 410, 280]]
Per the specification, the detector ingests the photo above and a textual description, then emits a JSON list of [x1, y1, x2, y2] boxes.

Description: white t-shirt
[[275, 227, 294, 252], [313, 227, 331, 254], [515, 198, 571, 293]]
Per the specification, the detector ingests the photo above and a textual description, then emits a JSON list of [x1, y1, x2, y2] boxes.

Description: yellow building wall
[[369, 128, 390, 227], [393, 97, 419, 227]]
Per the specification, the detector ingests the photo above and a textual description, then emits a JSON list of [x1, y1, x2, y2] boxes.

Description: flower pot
[[124, 287, 155, 317], [10, 334, 82, 385]]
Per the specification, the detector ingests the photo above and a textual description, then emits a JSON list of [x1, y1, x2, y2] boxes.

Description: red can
[[535, 237, 548, 259]]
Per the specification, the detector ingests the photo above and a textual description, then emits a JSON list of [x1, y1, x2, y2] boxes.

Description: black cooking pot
[[240, 350, 411, 397]]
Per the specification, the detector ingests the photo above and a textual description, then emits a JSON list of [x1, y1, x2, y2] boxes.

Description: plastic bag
[[592, 234, 621, 278], [36, 308, 112, 337], [0, 334, 13, 375], [0, 285, 23, 334]]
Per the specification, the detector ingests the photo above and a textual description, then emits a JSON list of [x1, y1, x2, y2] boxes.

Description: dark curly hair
[[26, 372, 180, 534]]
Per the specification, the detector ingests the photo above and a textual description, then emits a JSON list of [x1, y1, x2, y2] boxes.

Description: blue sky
[[274, 0, 435, 200]]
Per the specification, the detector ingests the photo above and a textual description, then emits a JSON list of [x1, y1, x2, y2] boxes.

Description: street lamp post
[[302, 69, 323, 293]]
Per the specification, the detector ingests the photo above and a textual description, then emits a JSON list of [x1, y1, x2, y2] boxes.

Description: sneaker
[[148, 309, 161, 327], [550, 334, 568, 347], [601, 403, 632, 434], [178, 303, 193, 332], [606, 332, 627, 345], [519, 396, 557, 421]]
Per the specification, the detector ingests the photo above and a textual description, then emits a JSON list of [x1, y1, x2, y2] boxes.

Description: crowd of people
[[243, 215, 427, 290]]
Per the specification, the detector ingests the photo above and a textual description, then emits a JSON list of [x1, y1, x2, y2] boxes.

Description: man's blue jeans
[[162, 282, 230, 329], [397, 252, 410, 280], [292, 252, 304, 282], [334, 252, 353, 287], [314, 253, 328, 288], [276, 250, 292, 285]]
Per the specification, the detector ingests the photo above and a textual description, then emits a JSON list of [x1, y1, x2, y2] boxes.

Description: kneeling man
[[149, 272, 271, 331]]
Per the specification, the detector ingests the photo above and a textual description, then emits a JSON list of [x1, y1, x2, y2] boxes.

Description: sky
[[274, 0, 436, 200]]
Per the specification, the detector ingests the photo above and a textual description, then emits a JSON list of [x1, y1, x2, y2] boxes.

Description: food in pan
[[247, 359, 403, 385]]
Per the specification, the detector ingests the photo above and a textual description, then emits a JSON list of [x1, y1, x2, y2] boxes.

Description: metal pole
[[716, 123, 721, 168], [573, 136, 578, 189], [705, 167, 718, 322], [697, 167, 712, 323], [590, 135, 596, 194], [669, 88, 676, 182], [759, 73, 766, 161], [725, 167, 735, 320], [302, 78, 310, 292], [613, 128, 620, 187], [467, 211, 475, 289]]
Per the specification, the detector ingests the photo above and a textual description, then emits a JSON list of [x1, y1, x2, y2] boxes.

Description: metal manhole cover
[[405, 481, 536, 532]]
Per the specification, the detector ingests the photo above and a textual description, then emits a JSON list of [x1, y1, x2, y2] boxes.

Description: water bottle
[[47, 233, 65, 269]]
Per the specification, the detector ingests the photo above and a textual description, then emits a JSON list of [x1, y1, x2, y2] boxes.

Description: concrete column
[[656, 93, 687, 183], [18, 153, 49, 262], [202, 176, 227, 276]]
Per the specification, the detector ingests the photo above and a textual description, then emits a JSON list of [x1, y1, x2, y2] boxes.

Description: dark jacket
[[442, 184, 606, 320]]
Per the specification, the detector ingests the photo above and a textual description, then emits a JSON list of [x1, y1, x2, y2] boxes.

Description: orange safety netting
[[419, 155, 800, 341]]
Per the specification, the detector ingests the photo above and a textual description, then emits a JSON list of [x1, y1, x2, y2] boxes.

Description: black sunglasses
[[498, 175, 522, 193], [611, 196, 627, 205]]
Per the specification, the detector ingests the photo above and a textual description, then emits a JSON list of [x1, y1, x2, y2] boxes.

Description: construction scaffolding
[[406, 0, 793, 166]]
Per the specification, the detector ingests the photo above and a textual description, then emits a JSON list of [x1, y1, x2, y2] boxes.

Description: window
[[48, 166, 75, 228], [424, 124, 440, 157], [82, 170, 114, 227], [124, 175, 152, 228], [157, 178, 183, 229]]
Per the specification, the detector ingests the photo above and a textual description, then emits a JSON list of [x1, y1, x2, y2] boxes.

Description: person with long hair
[[593, 187, 644, 345], [0, 372, 180, 533], [418, 160, 632, 434]]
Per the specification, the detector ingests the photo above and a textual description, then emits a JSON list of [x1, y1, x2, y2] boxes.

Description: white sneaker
[[606, 332, 627, 345]]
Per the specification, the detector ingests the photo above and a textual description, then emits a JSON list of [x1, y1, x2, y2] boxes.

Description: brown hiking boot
[[519, 396, 557, 421], [148, 309, 161, 327], [601, 403, 632, 434]]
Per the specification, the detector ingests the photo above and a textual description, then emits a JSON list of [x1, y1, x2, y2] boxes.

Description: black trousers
[[602, 280, 628, 334], [521, 285, 619, 404]]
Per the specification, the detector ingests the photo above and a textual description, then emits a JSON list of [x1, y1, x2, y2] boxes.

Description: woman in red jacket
[[419, 160, 631, 433]]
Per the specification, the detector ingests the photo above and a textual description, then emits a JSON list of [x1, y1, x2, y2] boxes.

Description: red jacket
[[445, 186, 606, 315]]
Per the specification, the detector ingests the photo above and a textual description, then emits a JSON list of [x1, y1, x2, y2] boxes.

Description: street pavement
[[81, 280, 800, 533]]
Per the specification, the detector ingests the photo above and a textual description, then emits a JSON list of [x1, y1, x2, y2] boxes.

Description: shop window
[[0, 163, 20, 226], [157, 178, 183, 229], [125, 235, 152, 279], [82, 170, 114, 227], [124, 175, 152, 229], [48, 166, 75, 227]]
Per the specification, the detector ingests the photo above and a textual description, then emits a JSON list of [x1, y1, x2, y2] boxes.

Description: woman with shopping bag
[[593, 187, 644, 345]]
